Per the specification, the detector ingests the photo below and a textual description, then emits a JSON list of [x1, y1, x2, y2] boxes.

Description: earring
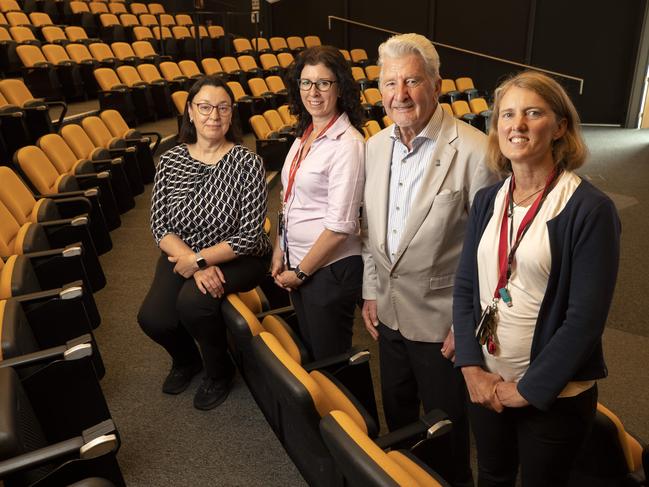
[[190, 118, 194, 123]]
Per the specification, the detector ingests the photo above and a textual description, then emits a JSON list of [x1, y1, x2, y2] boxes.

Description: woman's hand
[[275, 270, 303, 291], [462, 366, 505, 413], [271, 246, 287, 288], [193, 266, 226, 298], [168, 253, 198, 278], [495, 382, 529, 408]]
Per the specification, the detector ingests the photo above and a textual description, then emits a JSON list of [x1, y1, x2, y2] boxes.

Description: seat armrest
[[91, 157, 123, 165], [303, 346, 370, 372], [0, 436, 85, 477], [255, 305, 294, 319], [44, 100, 67, 126], [12, 280, 84, 304], [374, 409, 452, 450], [107, 146, 136, 155], [39, 216, 88, 228], [37, 189, 97, 200], [19, 246, 82, 260], [140, 130, 161, 153], [0, 417, 118, 477], [75, 170, 110, 179], [0, 334, 92, 369]]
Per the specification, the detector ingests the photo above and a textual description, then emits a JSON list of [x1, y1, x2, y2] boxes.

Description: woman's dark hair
[[285, 45, 365, 136], [178, 75, 243, 144]]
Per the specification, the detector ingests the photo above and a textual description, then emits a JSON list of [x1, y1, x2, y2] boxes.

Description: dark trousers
[[379, 324, 473, 487], [469, 385, 598, 487], [138, 253, 269, 378], [290, 255, 363, 361]]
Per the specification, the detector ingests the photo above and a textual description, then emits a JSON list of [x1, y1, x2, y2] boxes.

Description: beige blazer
[[361, 109, 497, 342]]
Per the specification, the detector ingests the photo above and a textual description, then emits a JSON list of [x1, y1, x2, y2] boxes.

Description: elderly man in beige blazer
[[361, 33, 497, 487]]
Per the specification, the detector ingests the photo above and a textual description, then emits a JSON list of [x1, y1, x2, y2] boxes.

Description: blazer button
[[391, 274, 398, 279]]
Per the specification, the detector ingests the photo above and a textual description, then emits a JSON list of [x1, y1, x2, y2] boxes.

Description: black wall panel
[[346, 0, 429, 62], [434, 0, 530, 62], [531, 0, 644, 124], [270, 0, 345, 44]]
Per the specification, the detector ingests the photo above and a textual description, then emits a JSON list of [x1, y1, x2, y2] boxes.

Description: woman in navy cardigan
[[453, 71, 620, 487]]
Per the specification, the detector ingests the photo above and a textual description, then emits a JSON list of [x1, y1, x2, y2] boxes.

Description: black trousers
[[378, 324, 473, 487], [290, 255, 363, 361], [468, 384, 597, 487], [138, 253, 269, 378]]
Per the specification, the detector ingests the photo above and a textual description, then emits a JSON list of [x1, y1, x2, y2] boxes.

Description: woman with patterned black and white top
[[138, 76, 272, 411], [453, 71, 621, 487]]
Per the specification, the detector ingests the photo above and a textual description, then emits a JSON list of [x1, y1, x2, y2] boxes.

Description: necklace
[[512, 187, 544, 208]]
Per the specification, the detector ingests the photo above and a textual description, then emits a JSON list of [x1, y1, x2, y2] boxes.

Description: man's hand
[[441, 328, 455, 362], [462, 366, 504, 412], [361, 299, 379, 341]]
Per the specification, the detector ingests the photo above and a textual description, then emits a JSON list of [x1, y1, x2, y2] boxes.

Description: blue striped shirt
[[386, 105, 444, 260]]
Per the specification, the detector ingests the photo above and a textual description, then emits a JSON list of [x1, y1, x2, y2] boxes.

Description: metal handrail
[[328, 15, 584, 94]]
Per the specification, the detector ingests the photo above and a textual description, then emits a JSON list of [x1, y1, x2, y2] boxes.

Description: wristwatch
[[294, 264, 310, 282], [195, 252, 207, 269]]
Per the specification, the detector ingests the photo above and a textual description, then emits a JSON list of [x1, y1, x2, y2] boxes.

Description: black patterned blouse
[[150, 144, 272, 256]]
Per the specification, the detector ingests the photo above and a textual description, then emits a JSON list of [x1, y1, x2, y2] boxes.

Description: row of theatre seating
[[91, 58, 292, 127], [0, 101, 163, 484], [219, 289, 454, 485], [0, 0, 159, 24], [218, 279, 649, 485]]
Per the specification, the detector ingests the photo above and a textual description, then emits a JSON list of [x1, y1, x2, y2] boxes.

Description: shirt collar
[[389, 103, 444, 146], [317, 111, 352, 140]]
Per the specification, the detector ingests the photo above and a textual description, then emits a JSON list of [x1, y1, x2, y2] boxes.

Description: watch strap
[[295, 264, 309, 281], [195, 252, 207, 269]]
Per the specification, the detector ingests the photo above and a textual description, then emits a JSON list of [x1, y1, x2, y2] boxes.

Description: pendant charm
[[487, 336, 497, 355], [499, 287, 513, 307]]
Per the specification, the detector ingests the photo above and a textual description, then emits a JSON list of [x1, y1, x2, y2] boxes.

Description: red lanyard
[[283, 113, 340, 204], [494, 168, 559, 302]]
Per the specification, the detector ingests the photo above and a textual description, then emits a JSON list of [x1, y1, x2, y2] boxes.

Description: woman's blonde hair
[[487, 70, 587, 175]]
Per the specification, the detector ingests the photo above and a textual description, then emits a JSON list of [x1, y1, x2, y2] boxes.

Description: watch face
[[196, 256, 207, 269]]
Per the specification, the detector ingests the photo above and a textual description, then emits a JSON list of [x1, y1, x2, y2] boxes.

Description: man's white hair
[[378, 33, 441, 82]]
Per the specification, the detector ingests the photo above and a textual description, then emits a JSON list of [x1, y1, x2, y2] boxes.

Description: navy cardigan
[[453, 176, 621, 410]]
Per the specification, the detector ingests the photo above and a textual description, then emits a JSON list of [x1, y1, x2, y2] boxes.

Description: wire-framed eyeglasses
[[298, 79, 338, 92], [192, 102, 234, 116]]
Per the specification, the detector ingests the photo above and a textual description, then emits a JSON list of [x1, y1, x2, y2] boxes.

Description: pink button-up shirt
[[281, 112, 365, 267]]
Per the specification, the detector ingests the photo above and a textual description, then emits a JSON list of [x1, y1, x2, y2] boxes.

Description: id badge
[[475, 305, 496, 345], [278, 211, 285, 251]]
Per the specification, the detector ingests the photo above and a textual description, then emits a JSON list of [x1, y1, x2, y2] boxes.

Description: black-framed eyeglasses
[[192, 102, 234, 116], [298, 79, 338, 92]]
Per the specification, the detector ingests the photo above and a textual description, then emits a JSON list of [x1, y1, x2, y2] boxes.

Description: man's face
[[380, 54, 440, 140]]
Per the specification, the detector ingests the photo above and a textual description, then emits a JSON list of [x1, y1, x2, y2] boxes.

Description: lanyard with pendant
[[278, 112, 341, 268], [475, 168, 560, 354]]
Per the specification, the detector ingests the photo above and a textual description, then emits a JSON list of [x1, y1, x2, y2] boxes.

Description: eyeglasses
[[298, 79, 337, 92], [192, 102, 234, 116]]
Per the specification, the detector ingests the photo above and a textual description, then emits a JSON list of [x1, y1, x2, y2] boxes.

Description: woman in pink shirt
[[271, 46, 365, 360]]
